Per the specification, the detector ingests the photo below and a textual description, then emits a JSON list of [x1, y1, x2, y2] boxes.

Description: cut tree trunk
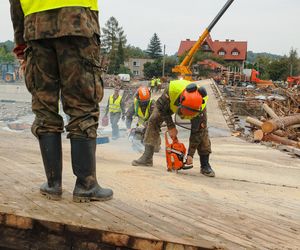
[[262, 103, 279, 119], [262, 114, 300, 133], [246, 117, 286, 137], [263, 133, 300, 148]]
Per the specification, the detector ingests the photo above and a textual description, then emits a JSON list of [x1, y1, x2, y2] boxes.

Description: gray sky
[[1, 0, 299, 56]]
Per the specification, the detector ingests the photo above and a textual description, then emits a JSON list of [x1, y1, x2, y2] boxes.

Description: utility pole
[[162, 44, 166, 77]]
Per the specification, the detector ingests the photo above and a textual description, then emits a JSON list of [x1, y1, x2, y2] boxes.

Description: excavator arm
[[173, 0, 235, 80]]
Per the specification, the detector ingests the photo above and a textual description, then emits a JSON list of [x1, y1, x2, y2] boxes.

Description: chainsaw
[[128, 127, 145, 153], [165, 131, 193, 172]]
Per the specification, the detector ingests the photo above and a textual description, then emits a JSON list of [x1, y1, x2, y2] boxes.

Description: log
[[254, 130, 264, 142], [263, 133, 300, 148], [262, 103, 279, 119], [246, 117, 262, 127], [262, 114, 300, 133], [246, 117, 286, 137]]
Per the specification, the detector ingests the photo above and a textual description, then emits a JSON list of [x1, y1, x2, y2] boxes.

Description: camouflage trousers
[[144, 107, 212, 156], [24, 35, 103, 138]]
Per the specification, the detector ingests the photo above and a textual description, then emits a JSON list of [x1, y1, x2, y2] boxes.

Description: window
[[232, 51, 239, 56], [202, 44, 210, 50], [133, 70, 139, 76], [218, 50, 226, 56], [133, 61, 140, 67]]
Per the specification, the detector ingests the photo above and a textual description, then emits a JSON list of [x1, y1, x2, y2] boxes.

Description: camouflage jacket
[[9, 0, 100, 45], [156, 84, 208, 155]]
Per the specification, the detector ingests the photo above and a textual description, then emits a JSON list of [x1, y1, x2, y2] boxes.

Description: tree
[[124, 45, 148, 59], [287, 48, 300, 76], [0, 46, 14, 64], [268, 57, 289, 81], [143, 59, 163, 78], [146, 33, 162, 59], [101, 17, 127, 74], [101, 16, 127, 54]]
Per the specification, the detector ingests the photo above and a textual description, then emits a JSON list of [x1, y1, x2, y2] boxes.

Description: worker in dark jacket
[[104, 86, 125, 140], [9, 0, 113, 202], [132, 80, 215, 177]]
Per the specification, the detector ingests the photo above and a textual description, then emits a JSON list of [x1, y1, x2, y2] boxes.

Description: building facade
[[124, 58, 154, 78]]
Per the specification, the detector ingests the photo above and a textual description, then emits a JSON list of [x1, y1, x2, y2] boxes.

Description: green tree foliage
[[124, 45, 148, 59], [268, 57, 289, 81], [143, 56, 177, 78], [143, 59, 162, 78], [101, 17, 127, 74], [164, 56, 177, 77], [287, 48, 300, 76], [146, 33, 162, 59], [101, 17, 126, 53], [0, 40, 15, 63]]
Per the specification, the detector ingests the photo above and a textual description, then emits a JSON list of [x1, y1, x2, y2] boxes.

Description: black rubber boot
[[200, 154, 215, 177], [39, 133, 62, 200], [132, 145, 154, 166], [71, 137, 113, 203]]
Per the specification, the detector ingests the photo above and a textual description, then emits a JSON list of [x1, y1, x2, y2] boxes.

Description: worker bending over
[[132, 80, 215, 177], [126, 86, 161, 151]]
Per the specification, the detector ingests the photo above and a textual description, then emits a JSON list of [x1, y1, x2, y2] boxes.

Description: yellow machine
[[172, 0, 235, 80]]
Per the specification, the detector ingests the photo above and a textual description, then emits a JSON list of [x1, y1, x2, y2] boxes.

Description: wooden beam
[[262, 114, 300, 133], [246, 117, 286, 137], [263, 133, 300, 148], [262, 103, 279, 119]]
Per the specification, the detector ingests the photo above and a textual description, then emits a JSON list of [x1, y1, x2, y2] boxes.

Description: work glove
[[168, 127, 178, 140]]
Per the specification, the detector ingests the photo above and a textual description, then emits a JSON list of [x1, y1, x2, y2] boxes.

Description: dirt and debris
[[212, 80, 300, 156]]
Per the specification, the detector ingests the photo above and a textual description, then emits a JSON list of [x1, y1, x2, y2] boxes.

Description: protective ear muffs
[[186, 83, 198, 93], [198, 86, 207, 97]]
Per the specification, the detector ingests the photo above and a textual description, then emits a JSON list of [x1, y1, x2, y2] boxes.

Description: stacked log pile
[[246, 87, 300, 151]]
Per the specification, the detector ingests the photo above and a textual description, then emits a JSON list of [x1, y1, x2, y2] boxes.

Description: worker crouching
[[132, 80, 215, 177]]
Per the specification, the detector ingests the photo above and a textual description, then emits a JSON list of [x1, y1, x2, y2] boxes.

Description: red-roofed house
[[178, 35, 247, 66]]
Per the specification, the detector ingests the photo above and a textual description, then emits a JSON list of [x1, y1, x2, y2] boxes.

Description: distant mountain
[[247, 51, 282, 63]]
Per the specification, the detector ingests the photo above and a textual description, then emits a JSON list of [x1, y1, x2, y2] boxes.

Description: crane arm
[[173, 0, 235, 79]]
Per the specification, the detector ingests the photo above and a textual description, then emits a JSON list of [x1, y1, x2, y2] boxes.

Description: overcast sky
[[1, 0, 299, 56]]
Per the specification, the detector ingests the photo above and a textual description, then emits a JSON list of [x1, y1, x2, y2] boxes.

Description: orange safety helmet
[[178, 83, 203, 118], [137, 86, 151, 103]]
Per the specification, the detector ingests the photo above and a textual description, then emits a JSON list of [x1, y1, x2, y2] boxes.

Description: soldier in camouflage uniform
[[10, 0, 113, 202], [132, 80, 215, 177]]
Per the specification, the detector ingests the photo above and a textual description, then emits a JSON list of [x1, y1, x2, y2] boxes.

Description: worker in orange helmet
[[132, 80, 215, 177], [126, 86, 160, 151]]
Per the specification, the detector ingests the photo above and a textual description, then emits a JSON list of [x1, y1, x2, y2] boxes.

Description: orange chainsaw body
[[165, 132, 187, 171]]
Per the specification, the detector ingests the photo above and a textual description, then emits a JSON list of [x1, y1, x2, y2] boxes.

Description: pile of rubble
[[213, 81, 300, 155]]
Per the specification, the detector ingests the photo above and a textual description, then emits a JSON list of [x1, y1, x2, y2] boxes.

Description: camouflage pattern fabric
[[25, 35, 103, 138], [10, 0, 100, 44], [144, 99, 212, 157]]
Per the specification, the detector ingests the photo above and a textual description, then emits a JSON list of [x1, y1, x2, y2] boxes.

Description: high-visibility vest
[[134, 98, 153, 126], [168, 80, 208, 119], [151, 79, 156, 87], [20, 0, 99, 17], [109, 95, 122, 113]]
